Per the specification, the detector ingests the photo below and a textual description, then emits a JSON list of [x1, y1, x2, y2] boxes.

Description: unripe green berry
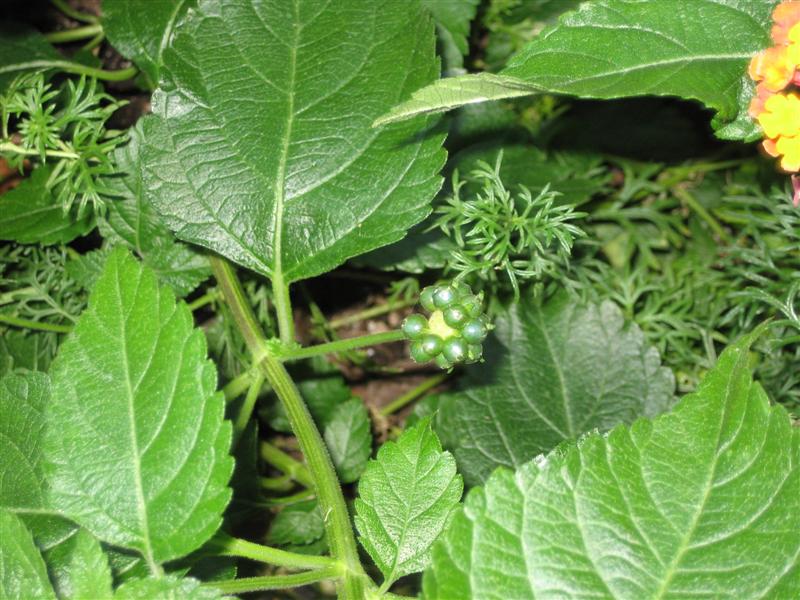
[[420, 286, 437, 312], [435, 353, 453, 370], [443, 306, 467, 328], [462, 319, 487, 343], [465, 343, 483, 363], [402, 313, 427, 339], [443, 337, 467, 363], [461, 295, 482, 317], [421, 334, 443, 356], [433, 286, 456, 308], [410, 340, 431, 363]]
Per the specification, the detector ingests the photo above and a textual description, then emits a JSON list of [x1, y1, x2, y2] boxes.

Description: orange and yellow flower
[[748, 0, 800, 185]]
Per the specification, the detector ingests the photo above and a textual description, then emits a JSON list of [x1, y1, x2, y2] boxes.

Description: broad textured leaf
[[424, 330, 800, 599], [138, 0, 446, 284], [101, 136, 210, 297], [434, 292, 675, 485], [267, 500, 325, 547], [43, 529, 113, 600], [114, 575, 221, 599], [45, 248, 233, 565], [379, 0, 773, 139], [0, 24, 61, 92], [422, 0, 479, 57], [0, 372, 76, 549], [0, 330, 57, 378], [102, 0, 193, 88], [0, 510, 55, 600], [324, 398, 372, 483], [355, 418, 463, 589], [0, 167, 94, 245]]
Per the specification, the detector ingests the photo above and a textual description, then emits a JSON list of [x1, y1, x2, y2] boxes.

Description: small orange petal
[[762, 137, 780, 157], [772, 2, 800, 44]]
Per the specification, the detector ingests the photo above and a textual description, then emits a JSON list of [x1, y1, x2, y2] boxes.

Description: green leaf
[[423, 330, 800, 599], [0, 167, 95, 245], [355, 418, 463, 590], [102, 0, 193, 89], [0, 24, 62, 92], [423, 0, 479, 57], [43, 529, 113, 600], [44, 248, 233, 566], [267, 500, 325, 547], [114, 575, 221, 599], [0, 510, 56, 600], [324, 398, 372, 484], [0, 331, 57, 378], [0, 372, 77, 549], [434, 292, 675, 485], [137, 0, 446, 284], [101, 135, 210, 297], [378, 0, 774, 139], [374, 72, 539, 127]]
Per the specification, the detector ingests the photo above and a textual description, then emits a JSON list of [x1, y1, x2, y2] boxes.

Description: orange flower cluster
[[748, 1, 800, 177]]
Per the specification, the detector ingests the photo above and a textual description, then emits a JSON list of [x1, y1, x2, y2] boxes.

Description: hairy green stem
[[279, 330, 405, 362], [273, 274, 295, 344], [260, 474, 294, 492], [0, 142, 80, 161], [206, 566, 342, 594], [45, 24, 103, 43], [232, 372, 264, 447], [0, 314, 72, 334], [209, 256, 368, 598], [208, 533, 336, 571], [186, 290, 218, 311], [50, 0, 98, 23], [222, 369, 253, 402], [328, 298, 416, 329], [380, 373, 449, 416], [261, 441, 313, 488], [263, 488, 316, 506]]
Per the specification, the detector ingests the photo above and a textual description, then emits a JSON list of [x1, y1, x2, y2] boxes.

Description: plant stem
[[187, 290, 218, 311], [380, 373, 449, 416], [232, 371, 264, 447], [260, 474, 294, 492], [273, 273, 295, 344], [263, 488, 316, 506], [328, 298, 416, 329], [10, 62, 138, 82], [279, 330, 405, 362], [261, 441, 313, 488], [45, 24, 103, 43], [0, 142, 80, 160], [673, 186, 732, 243], [50, 0, 98, 23], [0, 314, 72, 334], [206, 566, 342, 594], [209, 256, 368, 598], [208, 533, 336, 571], [222, 370, 253, 402]]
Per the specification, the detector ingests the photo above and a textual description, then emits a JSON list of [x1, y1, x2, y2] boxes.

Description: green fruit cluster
[[402, 283, 490, 369]]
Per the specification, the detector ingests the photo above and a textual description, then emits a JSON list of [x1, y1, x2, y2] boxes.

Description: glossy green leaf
[[44, 248, 233, 566], [434, 292, 675, 485], [43, 529, 113, 600], [423, 0, 479, 57], [101, 135, 210, 297], [378, 0, 773, 140], [102, 0, 193, 89], [267, 500, 325, 547], [0, 372, 76, 549], [114, 575, 221, 599], [424, 330, 800, 599], [355, 418, 463, 590], [324, 398, 372, 484], [137, 0, 446, 284], [0, 24, 61, 92], [0, 510, 56, 600], [0, 167, 94, 245], [374, 72, 538, 127]]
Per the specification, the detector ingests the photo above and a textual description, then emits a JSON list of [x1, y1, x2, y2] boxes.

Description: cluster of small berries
[[748, 1, 800, 180], [402, 284, 490, 369]]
